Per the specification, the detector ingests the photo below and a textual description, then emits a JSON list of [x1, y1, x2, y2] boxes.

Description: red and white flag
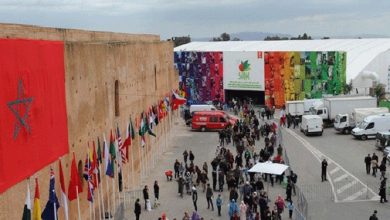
[[58, 159, 69, 220]]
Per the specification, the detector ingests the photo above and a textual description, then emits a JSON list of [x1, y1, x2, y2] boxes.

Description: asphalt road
[[282, 125, 390, 220]]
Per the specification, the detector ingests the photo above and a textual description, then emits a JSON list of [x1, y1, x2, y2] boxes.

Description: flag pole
[[105, 174, 111, 220], [98, 164, 105, 220], [89, 201, 92, 220], [95, 170, 102, 220], [131, 149, 135, 190], [112, 178, 116, 216], [76, 186, 82, 220], [54, 203, 57, 220]]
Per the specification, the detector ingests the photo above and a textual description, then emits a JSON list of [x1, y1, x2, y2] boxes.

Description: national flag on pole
[[97, 137, 102, 165], [109, 130, 116, 160], [68, 153, 82, 201], [105, 134, 115, 178], [153, 106, 159, 126], [22, 181, 31, 220], [117, 125, 127, 164], [103, 135, 109, 175], [146, 112, 156, 137], [58, 160, 69, 220], [130, 117, 135, 140], [41, 168, 60, 220], [122, 122, 131, 161], [172, 90, 186, 110], [32, 178, 42, 220], [149, 108, 156, 129], [92, 141, 100, 185], [139, 113, 147, 147], [83, 153, 95, 203]]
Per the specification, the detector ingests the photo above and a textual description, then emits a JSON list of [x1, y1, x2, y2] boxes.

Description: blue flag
[[41, 168, 60, 220]]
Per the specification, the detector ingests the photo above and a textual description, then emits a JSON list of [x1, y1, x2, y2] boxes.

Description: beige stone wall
[[0, 24, 177, 220], [0, 23, 160, 42]]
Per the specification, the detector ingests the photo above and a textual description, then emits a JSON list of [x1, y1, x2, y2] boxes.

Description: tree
[[290, 33, 312, 40], [232, 37, 241, 41], [374, 84, 386, 104], [170, 35, 191, 47], [264, 35, 289, 41], [212, 32, 230, 41]]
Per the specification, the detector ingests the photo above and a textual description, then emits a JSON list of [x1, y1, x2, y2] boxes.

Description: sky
[[0, 0, 389, 40]]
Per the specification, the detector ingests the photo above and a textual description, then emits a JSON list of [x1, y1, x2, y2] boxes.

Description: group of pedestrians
[[364, 153, 388, 203], [134, 181, 160, 220]]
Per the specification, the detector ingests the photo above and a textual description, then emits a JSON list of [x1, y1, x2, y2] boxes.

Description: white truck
[[310, 96, 377, 127], [286, 99, 323, 117], [300, 115, 323, 136], [334, 107, 389, 134], [352, 114, 390, 140]]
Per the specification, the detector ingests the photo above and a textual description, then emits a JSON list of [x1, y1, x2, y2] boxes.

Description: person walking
[[289, 170, 297, 196], [183, 150, 189, 164], [154, 180, 160, 201], [216, 194, 223, 216], [365, 154, 372, 174], [142, 185, 149, 210], [192, 186, 198, 211], [189, 150, 195, 163], [174, 159, 180, 179], [369, 210, 378, 220], [371, 157, 378, 177], [212, 169, 217, 191], [206, 183, 214, 211], [321, 159, 328, 182], [287, 200, 294, 219], [379, 161, 386, 179], [228, 199, 239, 220], [134, 198, 141, 220], [379, 177, 388, 203], [286, 180, 292, 202]]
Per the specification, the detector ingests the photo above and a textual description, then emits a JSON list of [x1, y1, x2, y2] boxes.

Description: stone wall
[[0, 24, 177, 220]]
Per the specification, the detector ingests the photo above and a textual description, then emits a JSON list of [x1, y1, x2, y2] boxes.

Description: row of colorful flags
[[21, 90, 186, 220]]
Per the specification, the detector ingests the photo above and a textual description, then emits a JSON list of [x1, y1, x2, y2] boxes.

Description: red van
[[191, 111, 238, 131]]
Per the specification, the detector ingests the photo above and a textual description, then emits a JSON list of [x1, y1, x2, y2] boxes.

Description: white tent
[[174, 39, 390, 85], [248, 161, 289, 175]]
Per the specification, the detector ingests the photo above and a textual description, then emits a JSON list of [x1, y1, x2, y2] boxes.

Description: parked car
[[352, 114, 390, 140], [191, 111, 238, 132], [300, 115, 323, 136], [376, 131, 390, 151]]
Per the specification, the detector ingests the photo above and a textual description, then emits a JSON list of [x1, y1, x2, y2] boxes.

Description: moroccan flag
[[68, 153, 82, 201], [41, 168, 60, 220], [22, 181, 31, 220], [32, 178, 42, 220], [58, 159, 69, 220], [0, 39, 69, 193]]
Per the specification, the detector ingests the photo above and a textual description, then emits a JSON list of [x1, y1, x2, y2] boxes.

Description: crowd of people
[[147, 101, 298, 220], [364, 153, 388, 203]]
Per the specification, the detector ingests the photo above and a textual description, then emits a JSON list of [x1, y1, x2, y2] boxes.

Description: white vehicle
[[189, 104, 217, 114], [351, 114, 390, 140], [334, 107, 389, 134], [286, 99, 323, 118], [300, 115, 323, 136], [310, 96, 376, 126], [286, 101, 304, 116]]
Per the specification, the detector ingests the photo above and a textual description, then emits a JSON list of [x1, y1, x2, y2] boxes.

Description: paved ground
[[124, 117, 296, 220], [281, 124, 390, 220], [122, 111, 390, 220]]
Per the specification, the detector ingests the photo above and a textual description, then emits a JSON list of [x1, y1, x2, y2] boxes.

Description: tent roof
[[174, 39, 390, 81]]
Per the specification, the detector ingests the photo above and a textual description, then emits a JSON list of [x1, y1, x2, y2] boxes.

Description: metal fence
[[279, 126, 309, 220]]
